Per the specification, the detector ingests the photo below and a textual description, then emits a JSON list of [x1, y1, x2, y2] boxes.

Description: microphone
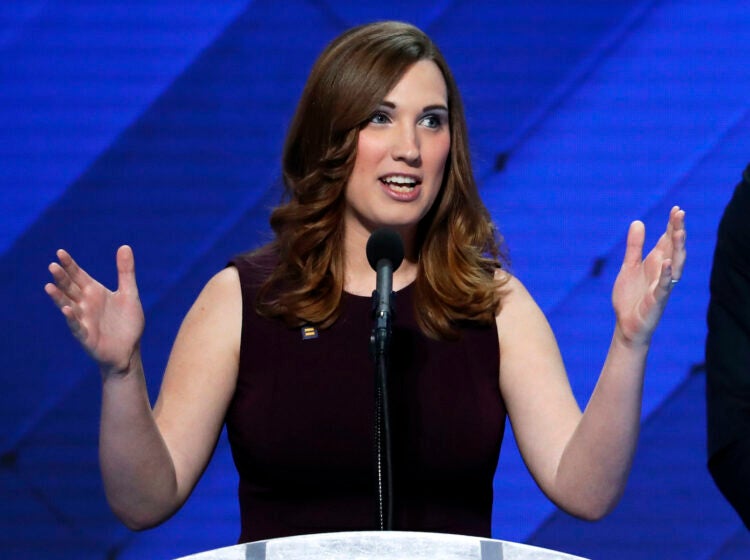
[[366, 227, 403, 531], [366, 228, 404, 354]]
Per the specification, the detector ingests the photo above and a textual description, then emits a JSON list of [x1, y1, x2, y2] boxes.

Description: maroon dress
[[226, 252, 506, 542]]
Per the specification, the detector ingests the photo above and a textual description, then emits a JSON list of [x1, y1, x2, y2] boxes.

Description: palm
[[79, 277, 143, 368], [46, 246, 144, 373]]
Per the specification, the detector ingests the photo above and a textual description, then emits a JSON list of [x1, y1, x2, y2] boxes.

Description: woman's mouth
[[379, 174, 422, 200]]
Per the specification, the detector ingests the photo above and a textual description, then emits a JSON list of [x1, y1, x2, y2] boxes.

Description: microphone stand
[[370, 259, 394, 531]]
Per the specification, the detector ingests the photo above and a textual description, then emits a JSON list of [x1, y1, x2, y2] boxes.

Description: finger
[[670, 208, 686, 280], [116, 245, 139, 297], [622, 220, 645, 268], [657, 258, 674, 298], [652, 206, 685, 258], [60, 304, 88, 340], [48, 261, 83, 302], [665, 205, 680, 237], [667, 205, 685, 238], [45, 282, 87, 338], [56, 249, 94, 290], [44, 281, 74, 311], [666, 206, 684, 242]]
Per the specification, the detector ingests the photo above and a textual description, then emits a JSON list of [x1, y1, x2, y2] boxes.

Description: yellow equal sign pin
[[301, 326, 318, 340]]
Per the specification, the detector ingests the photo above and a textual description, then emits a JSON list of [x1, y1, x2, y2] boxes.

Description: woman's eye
[[369, 112, 390, 125], [421, 114, 442, 129]]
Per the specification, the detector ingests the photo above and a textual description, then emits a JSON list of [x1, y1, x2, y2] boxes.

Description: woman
[[45, 22, 686, 542]]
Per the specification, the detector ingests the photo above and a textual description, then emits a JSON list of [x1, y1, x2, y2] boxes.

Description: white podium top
[[175, 531, 588, 560]]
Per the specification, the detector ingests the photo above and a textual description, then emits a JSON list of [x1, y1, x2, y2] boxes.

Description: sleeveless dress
[[226, 251, 506, 542]]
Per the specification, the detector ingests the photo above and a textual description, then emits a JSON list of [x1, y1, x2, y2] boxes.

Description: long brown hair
[[256, 21, 508, 339]]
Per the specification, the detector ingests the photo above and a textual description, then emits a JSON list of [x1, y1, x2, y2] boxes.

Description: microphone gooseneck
[[366, 228, 404, 532]]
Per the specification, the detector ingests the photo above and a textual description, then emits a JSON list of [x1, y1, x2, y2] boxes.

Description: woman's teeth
[[381, 176, 417, 191]]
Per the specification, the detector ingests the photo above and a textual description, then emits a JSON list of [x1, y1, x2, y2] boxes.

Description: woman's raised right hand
[[45, 245, 145, 376]]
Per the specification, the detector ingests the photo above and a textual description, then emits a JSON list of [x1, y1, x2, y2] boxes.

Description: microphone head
[[366, 228, 404, 272]]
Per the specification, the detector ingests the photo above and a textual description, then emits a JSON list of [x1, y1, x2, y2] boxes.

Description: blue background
[[1, 0, 749, 558]]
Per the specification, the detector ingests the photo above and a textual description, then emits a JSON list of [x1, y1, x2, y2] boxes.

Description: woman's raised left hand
[[612, 206, 686, 347]]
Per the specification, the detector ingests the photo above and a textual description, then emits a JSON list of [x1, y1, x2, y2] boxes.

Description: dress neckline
[[342, 281, 415, 301]]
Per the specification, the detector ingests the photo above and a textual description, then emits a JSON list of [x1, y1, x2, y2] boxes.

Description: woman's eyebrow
[[378, 100, 449, 113], [422, 104, 449, 113]]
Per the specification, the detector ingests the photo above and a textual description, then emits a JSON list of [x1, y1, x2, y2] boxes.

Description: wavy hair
[[255, 21, 508, 339]]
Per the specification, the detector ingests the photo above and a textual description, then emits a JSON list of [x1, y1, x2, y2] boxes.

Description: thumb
[[116, 245, 139, 296], [622, 221, 645, 268]]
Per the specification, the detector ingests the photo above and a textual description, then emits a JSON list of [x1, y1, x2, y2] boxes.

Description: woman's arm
[[46, 246, 241, 529], [497, 206, 686, 519]]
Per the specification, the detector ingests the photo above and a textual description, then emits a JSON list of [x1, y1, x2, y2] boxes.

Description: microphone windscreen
[[366, 228, 404, 272]]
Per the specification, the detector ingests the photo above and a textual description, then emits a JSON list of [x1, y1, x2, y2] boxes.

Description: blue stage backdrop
[[1, 1, 749, 558]]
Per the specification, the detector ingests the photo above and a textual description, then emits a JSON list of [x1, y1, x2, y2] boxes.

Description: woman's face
[[343, 60, 450, 242]]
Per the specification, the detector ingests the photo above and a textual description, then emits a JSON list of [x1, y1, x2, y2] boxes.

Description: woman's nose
[[391, 125, 421, 165]]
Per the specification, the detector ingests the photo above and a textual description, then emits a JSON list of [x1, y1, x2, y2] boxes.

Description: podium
[[174, 531, 588, 559]]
